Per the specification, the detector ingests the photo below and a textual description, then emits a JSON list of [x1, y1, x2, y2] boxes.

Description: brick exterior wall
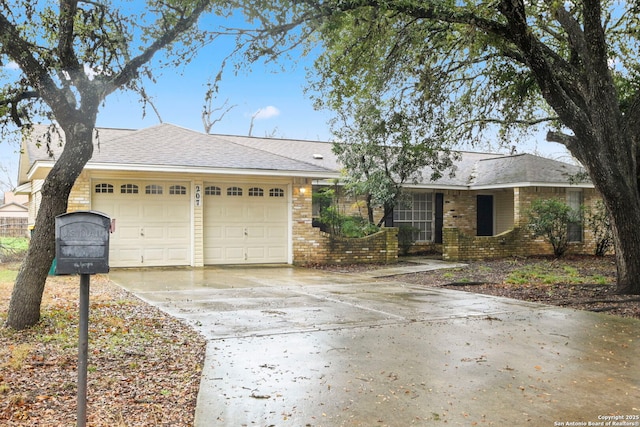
[[443, 186, 605, 261], [62, 173, 604, 264], [293, 226, 398, 265], [67, 171, 91, 212], [294, 178, 398, 265]]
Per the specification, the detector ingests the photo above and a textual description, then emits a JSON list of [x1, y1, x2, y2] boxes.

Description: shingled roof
[[19, 123, 591, 189], [469, 153, 587, 188], [19, 123, 335, 183]]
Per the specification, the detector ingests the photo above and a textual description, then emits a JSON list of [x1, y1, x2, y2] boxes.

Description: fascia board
[[84, 163, 339, 179], [468, 181, 594, 190], [26, 160, 54, 181], [25, 160, 338, 180], [398, 183, 471, 191], [14, 182, 32, 194]]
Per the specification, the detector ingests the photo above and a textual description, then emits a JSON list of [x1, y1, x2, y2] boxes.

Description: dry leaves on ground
[[0, 265, 206, 426]]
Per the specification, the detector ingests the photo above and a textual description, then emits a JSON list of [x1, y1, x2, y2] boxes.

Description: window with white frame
[[205, 186, 221, 196], [567, 190, 583, 242], [269, 188, 285, 198], [145, 184, 163, 195], [248, 187, 264, 197], [393, 192, 434, 242], [120, 184, 139, 194], [95, 183, 113, 193], [227, 186, 242, 196], [169, 185, 187, 195]]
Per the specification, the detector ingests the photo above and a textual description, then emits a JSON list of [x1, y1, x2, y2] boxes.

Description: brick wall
[[294, 226, 398, 265], [443, 187, 606, 261], [67, 171, 91, 212], [295, 179, 398, 264], [442, 227, 553, 260]]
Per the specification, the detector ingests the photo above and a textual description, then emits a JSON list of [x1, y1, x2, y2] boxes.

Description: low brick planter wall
[[294, 227, 398, 265], [442, 227, 595, 261]]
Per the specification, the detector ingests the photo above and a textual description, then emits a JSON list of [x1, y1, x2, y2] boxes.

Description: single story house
[[16, 123, 599, 267]]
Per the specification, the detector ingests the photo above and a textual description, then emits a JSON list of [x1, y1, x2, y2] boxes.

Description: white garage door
[[92, 180, 191, 267], [203, 183, 288, 264]]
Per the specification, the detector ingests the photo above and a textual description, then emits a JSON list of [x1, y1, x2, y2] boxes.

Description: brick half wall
[[294, 227, 398, 265]]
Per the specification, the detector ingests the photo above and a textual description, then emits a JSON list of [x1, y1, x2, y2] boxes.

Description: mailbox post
[[55, 211, 111, 427]]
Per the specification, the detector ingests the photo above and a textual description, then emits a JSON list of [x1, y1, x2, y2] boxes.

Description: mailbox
[[55, 211, 111, 275]]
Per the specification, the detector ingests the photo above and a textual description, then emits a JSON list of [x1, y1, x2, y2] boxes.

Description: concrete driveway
[[109, 265, 640, 426]]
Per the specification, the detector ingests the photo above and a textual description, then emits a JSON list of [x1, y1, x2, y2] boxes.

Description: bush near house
[[584, 200, 614, 256], [398, 225, 419, 255], [313, 186, 379, 238], [527, 199, 581, 258]]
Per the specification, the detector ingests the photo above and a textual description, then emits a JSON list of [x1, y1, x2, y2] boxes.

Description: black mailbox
[[55, 211, 111, 275]]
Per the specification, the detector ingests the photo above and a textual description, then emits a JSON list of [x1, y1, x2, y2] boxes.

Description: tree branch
[[546, 130, 580, 154], [107, 0, 212, 98], [0, 13, 79, 124], [58, 0, 80, 71]]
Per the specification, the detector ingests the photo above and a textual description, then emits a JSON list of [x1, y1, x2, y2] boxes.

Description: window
[[227, 186, 242, 196], [170, 185, 187, 195], [567, 190, 583, 242], [393, 192, 434, 242], [205, 186, 221, 196], [95, 183, 113, 193], [146, 184, 163, 195], [269, 188, 285, 198], [120, 184, 139, 194], [249, 187, 264, 197]]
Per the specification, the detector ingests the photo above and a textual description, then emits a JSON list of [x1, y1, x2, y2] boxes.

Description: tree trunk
[[5, 123, 94, 329], [5, 187, 66, 328], [599, 190, 640, 295], [573, 135, 640, 295]]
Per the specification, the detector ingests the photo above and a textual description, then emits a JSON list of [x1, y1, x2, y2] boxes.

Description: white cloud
[[252, 106, 280, 120], [4, 61, 21, 71], [84, 64, 99, 81]]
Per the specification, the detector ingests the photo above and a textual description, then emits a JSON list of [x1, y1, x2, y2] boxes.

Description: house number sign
[[195, 185, 201, 207]]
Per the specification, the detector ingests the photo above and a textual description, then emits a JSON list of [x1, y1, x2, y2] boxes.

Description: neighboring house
[[16, 123, 599, 267], [0, 191, 29, 237]]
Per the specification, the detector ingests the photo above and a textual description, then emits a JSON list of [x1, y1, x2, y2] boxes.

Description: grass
[[505, 263, 611, 285], [0, 237, 28, 251], [0, 237, 28, 264], [2, 343, 33, 370], [428, 257, 616, 289]]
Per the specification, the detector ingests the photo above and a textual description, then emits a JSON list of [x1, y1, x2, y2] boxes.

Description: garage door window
[[205, 186, 221, 196], [170, 185, 187, 195], [249, 187, 264, 197], [146, 184, 163, 195], [227, 186, 242, 196], [270, 188, 285, 197], [121, 184, 138, 194], [95, 183, 114, 193]]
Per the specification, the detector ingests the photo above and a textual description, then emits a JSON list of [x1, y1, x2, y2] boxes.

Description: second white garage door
[[203, 183, 289, 264]]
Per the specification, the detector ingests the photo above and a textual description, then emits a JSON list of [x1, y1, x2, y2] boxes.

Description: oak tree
[[1, 0, 233, 329], [250, 0, 640, 294]]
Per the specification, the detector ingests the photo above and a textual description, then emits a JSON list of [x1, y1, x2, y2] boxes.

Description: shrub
[[398, 225, 419, 255], [584, 200, 614, 256], [527, 199, 580, 257]]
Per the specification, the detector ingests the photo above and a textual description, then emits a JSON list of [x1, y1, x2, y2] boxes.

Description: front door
[[476, 195, 494, 236]]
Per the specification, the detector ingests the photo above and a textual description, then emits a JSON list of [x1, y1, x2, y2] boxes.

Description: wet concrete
[[109, 265, 640, 426]]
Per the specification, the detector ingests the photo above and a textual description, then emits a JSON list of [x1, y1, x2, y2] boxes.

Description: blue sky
[[0, 7, 569, 194]]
